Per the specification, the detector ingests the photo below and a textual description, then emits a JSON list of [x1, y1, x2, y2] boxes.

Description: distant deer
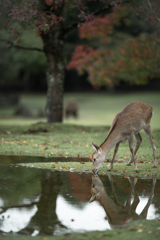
[[90, 174, 156, 227], [91, 101, 157, 173], [65, 98, 78, 118]]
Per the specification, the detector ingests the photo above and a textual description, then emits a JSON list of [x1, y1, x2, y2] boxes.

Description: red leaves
[[53, 144, 58, 147], [67, 4, 160, 88], [45, 0, 54, 6], [66, 45, 95, 73]]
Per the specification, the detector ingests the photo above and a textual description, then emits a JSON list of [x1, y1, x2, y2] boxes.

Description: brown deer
[[91, 101, 157, 173], [90, 174, 156, 227]]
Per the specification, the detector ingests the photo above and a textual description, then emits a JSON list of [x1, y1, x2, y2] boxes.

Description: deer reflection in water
[[90, 174, 156, 227]]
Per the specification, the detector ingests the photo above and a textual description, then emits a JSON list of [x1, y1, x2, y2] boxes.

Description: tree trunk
[[41, 25, 64, 123]]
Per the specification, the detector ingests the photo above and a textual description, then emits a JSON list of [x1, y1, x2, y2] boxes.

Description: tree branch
[[64, 5, 113, 35], [64, 0, 132, 35], [148, 0, 160, 21], [0, 38, 44, 52], [0, 201, 38, 214]]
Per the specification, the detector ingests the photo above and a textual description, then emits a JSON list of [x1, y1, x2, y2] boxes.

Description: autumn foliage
[[67, 6, 160, 88]]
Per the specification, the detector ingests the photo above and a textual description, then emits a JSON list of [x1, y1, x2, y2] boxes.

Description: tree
[[67, 5, 160, 88], [0, 1, 159, 122], [0, 0, 118, 123]]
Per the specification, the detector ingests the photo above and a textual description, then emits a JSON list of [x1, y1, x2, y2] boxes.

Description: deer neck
[[100, 133, 119, 156], [98, 192, 124, 225]]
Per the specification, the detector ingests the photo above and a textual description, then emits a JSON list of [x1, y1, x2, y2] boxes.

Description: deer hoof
[[135, 170, 138, 173], [107, 169, 111, 171], [127, 163, 131, 166]]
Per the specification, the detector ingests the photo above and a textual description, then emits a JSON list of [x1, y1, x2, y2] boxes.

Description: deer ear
[[89, 195, 96, 203], [92, 142, 99, 152], [92, 143, 102, 154], [89, 193, 100, 203]]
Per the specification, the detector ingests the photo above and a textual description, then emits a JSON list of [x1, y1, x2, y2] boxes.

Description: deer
[[91, 101, 157, 173], [89, 174, 156, 227]]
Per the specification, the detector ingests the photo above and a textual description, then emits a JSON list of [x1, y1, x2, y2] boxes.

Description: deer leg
[[127, 133, 142, 166], [125, 177, 139, 213], [128, 136, 138, 172], [144, 125, 157, 168], [139, 177, 156, 219], [107, 174, 119, 204], [108, 142, 120, 171]]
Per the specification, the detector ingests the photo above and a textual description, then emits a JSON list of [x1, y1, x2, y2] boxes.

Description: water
[[0, 155, 160, 236]]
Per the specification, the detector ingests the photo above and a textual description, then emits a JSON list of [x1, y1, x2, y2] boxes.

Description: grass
[[0, 123, 160, 178], [0, 92, 160, 178], [0, 91, 160, 129]]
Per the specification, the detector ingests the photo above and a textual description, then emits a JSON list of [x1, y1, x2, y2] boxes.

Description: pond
[[0, 155, 160, 236]]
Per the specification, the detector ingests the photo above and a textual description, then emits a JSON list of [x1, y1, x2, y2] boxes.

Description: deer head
[[91, 142, 106, 173]]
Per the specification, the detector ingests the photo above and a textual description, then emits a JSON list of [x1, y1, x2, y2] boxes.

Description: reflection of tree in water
[[18, 170, 66, 236], [61, 172, 92, 206], [0, 162, 92, 236]]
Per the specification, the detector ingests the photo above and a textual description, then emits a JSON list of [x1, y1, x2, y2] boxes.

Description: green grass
[[0, 91, 160, 129], [0, 91, 160, 177], [0, 122, 160, 178]]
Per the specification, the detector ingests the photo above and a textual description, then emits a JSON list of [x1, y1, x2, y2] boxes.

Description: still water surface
[[0, 155, 160, 236]]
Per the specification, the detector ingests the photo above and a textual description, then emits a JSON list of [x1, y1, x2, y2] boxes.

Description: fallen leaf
[[53, 144, 58, 147], [80, 162, 85, 164], [42, 143, 46, 146], [23, 141, 27, 144]]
